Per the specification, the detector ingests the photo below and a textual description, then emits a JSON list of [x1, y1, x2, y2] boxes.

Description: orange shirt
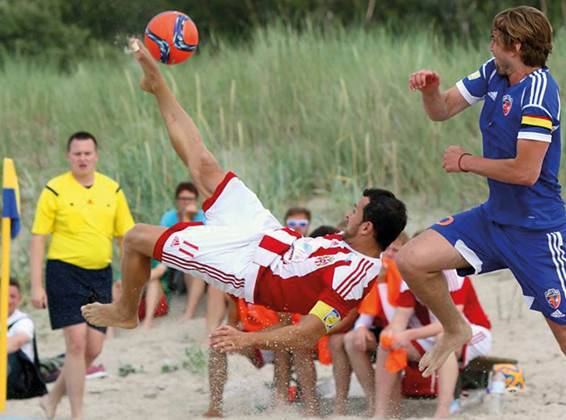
[[357, 257, 402, 325]]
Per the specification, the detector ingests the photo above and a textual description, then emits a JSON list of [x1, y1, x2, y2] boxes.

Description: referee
[[30, 132, 134, 420]]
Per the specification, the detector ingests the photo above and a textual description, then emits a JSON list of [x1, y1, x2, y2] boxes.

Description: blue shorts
[[431, 206, 566, 325]]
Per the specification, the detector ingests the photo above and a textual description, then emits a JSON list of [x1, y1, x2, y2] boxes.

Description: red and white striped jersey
[[397, 271, 491, 330], [252, 230, 382, 320]]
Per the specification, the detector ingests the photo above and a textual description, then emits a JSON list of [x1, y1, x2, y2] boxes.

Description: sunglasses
[[287, 219, 309, 228]]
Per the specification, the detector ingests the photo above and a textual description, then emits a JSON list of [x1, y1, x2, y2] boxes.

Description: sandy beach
[[4, 267, 566, 420]]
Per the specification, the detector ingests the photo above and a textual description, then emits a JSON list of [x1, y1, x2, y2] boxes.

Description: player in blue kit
[[398, 6, 566, 376]]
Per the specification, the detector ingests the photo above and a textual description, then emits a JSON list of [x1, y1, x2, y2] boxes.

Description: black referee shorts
[[45, 259, 112, 333]]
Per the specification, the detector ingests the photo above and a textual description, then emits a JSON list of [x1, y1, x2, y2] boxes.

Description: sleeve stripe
[[45, 185, 59, 196], [521, 115, 552, 129], [456, 80, 481, 105], [517, 131, 552, 143]]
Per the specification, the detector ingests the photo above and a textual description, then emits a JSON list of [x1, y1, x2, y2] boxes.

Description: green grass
[[3, 25, 566, 284]]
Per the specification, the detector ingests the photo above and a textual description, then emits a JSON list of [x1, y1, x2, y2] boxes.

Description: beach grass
[[2, 25, 566, 285]]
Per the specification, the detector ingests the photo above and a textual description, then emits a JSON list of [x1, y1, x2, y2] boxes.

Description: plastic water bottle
[[487, 371, 506, 415]]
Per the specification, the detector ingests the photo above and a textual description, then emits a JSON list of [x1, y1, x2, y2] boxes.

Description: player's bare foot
[[419, 321, 472, 377], [202, 408, 223, 417], [81, 302, 138, 329], [128, 38, 166, 94], [40, 394, 56, 419]]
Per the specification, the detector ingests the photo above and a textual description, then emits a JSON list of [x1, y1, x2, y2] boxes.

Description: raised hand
[[409, 69, 441, 94]]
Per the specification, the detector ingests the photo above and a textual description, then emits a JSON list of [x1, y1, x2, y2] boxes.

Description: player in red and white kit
[[81, 39, 407, 353]]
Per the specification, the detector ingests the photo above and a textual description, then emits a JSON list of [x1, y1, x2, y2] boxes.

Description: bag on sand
[[7, 318, 47, 399]]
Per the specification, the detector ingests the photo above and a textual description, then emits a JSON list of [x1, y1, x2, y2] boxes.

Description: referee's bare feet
[[81, 302, 138, 329], [128, 38, 166, 95], [419, 320, 472, 377]]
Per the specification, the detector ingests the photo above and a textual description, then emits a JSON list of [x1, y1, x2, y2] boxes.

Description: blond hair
[[492, 6, 552, 67]]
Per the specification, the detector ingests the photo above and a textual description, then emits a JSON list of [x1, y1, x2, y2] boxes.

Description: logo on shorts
[[314, 255, 335, 268], [502, 94, 513, 116], [545, 288, 561, 309], [550, 309, 565, 319], [171, 236, 180, 247], [437, 216, 454, 226], [323, 308, 341, 330]]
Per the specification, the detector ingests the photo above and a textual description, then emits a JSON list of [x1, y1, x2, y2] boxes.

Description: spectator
[[330, 232, 408, 415], [159, 182, 225, 331], [7, 278, 47, 399], [204, 297, 291, 417], [284, 207, 311, 236], [30, 131, 134, 420]]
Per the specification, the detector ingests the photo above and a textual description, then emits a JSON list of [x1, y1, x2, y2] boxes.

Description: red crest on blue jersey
[[545, 288, 561, 309], [502, 94, 513, 116]]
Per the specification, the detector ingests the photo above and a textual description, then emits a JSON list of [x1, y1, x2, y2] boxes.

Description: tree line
[[0, 0, 564, 67]]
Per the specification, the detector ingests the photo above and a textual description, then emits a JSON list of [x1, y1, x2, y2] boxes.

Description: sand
[[4, 269, 566, 419]]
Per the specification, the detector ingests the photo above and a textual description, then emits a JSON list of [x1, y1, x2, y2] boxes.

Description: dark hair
[[310, 225, 340, 238], [492, 6, 552, 67], [9, 277, 20, 292], [175, 182, 199, 199], [362, 188, 407, 250], [284, 207, 311, 222], [67, 131, 98, 151]]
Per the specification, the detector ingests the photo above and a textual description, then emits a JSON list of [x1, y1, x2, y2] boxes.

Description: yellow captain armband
[[309, 301, 341, 332]]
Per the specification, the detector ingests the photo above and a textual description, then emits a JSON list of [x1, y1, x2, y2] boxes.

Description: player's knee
[[124, 224, 150, 252], [395, 243, 424, 276]]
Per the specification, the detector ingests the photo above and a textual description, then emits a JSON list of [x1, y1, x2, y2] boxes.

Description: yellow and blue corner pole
[[1, 158, 21, 411]]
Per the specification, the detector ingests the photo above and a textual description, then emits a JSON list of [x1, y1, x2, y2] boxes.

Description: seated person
[[284, 207, 311, 237], [330, 233, 407, 415], [375, 272, 492, 418], [204, 297, 318, 417], [7, 278, 46, 399]]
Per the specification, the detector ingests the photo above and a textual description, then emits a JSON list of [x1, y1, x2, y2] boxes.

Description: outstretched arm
[[210, 314, 327, 352], [130, 38, 224, 198], [409, 70, 470, 121]]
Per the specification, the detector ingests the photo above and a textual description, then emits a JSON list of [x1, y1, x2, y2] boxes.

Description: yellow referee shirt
[[32, 172, 135, 269]]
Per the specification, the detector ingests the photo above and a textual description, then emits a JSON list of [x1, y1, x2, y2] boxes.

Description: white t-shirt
[[8, 309, 34, 361]]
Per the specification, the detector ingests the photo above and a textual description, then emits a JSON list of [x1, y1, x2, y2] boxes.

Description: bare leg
[[62, 325, 87, 420], [131, 38, 225, 199], [374, 346, 400, 418], [434, 351, 458, 418], [546, 317, 566, 355], [396, 229, 472, 376], [41, 327, 104, 418], [206, 286, 227, 333], [182, 274, 205, 320], [203, 348, 227, 417], [344, 330, 376, 415], [292, 350, 320, 416], [329, 334, 351, 415], [142, 278, 163, 329], [273, 351, 291, 407], [82, 224, 167, 328]]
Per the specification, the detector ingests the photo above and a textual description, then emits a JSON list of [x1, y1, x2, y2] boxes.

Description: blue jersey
[[159, 209, 206, 228], [457, 58, 565, 229]]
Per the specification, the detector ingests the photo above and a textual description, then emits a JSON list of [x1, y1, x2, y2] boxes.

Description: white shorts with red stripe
[[153, 172, 282, 301], [411, 324, 492, 367]]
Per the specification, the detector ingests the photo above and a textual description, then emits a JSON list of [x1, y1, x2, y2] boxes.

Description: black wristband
[[458, 153, 472, 172]]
